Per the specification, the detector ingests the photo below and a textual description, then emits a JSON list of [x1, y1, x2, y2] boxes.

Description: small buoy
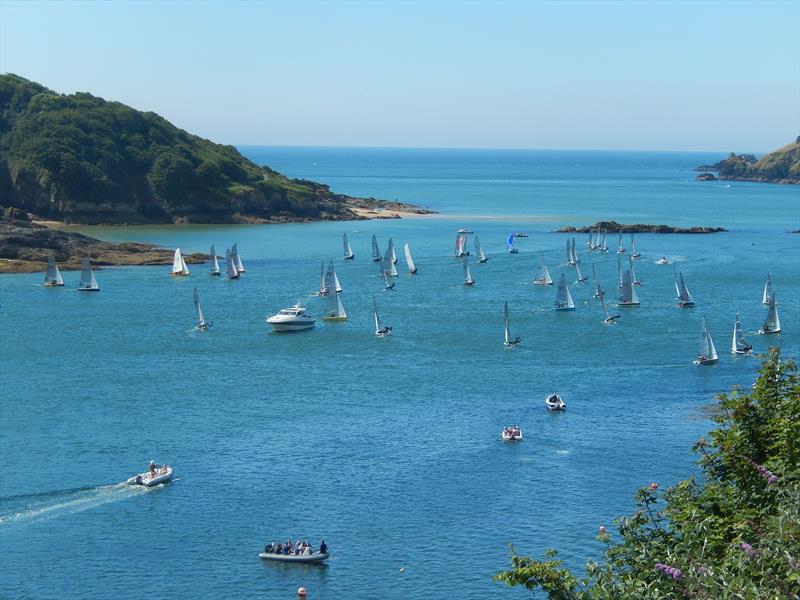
[[297, 587, 307, 598], [399, 567, 405, 573]]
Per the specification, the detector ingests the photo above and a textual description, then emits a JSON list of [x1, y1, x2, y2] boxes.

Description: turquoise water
[[1, 149, 798, 599]]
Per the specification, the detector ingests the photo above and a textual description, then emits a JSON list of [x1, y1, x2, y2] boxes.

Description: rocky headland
[[695, 138, 799, 184]]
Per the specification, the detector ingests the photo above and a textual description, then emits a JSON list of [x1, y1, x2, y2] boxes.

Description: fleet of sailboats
[[171, 248, 190, 276], [343, 233, 354, 260], [693, 317, 719, 365], [503, 301, 520, 348], [77, 258, 100, 292], [404, 243, 417, 274], [209, 245, 221, 276], [554, 273, 575, 311], [193, 287, 211, 330], [44, 256, 64, 287]]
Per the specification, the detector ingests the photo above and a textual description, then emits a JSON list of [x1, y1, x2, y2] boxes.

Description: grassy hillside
[[0, 74, 385, 223]]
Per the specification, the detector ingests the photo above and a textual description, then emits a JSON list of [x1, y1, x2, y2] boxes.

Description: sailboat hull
[[44, 282, 65, 287], [693, 357, 718, 365], [618, 301, 640, 307], [344, 255, 354, 260], [678, 300, 695, 307], [77, 287, 100, 292]]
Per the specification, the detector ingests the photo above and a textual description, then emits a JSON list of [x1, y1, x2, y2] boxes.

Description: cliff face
[[696, 139, 800, 184], [0, 74, 394, 224]]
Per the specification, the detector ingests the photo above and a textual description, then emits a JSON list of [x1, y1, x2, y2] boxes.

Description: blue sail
[[507, 233, 514, 247]]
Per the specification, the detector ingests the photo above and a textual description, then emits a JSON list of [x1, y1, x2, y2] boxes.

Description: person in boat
[[319, 540, 328, 554], [512, 336, 521, 345], [149, 461, 157, 476], [135, 474, 143, 485], [264, 543, 274, 554]]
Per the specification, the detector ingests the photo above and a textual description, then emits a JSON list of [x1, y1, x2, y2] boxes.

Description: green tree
[[495, 348, 800, 598]]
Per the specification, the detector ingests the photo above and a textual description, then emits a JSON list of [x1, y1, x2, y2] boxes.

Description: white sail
[[320, 260, 330, 295], [333, 266, 342, 293], [404, 243, 417, 273], [618, 270, 639, 305], [761, 293, 781, 333], [180, 256, 189, 275], [475, 236, 487, 262], [388, 237, 397, 264], [504, 301, 511, 344], [343, 233, 354, 260], [463, 255, 474, 285], [631, 233, 640, 258], [45, 256, 64, 286], [324, 285, 347, 320], [598, 286, 611, 319], [762, 271, 773, 305], [210, 245, 220, 275], [373, 296, 384, 333], [225, 249, 239, 279], [78, 258, 99, 291], [617, 255, 623, 288], [566, 239, 573, 265], [232, 243, 244, 273], [193, 287, 207, 328], [731, 312, 751, 354], [629, 255, 641, 285], [554, 273, 575, 310], [698, 318, 718, 362], [617, 232, 625, 253], [587, 232, 593, 248], [371, 235, 381, 262], [592, 264, 601, 297], [383, 246, 398, 277], [455, 233, 468, 257], [572, 237, 580, 264], [534, 255, 553, 285], [575, 261, 587, 283], [172, 248, 185, 275], [675, 271, 694, 306], [601, 231, 608, 252]]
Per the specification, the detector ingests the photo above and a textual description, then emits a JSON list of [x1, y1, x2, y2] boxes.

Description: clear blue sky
[[1, 0, 798, 152]]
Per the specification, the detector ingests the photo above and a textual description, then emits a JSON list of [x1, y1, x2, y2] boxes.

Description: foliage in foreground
[[495, 348, 800, 599]]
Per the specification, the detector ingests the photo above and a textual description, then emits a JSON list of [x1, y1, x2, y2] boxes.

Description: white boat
[[507, 233, 519, 254], [266, 304, 315, 332], [463, 256, 475, 286], [566, 238, 575, 266], [458, 228, 474, 234], [513, 232, 528, 238], [759, 293, 781, 334], [762, 271, 773, 305], [323, 288, 347, 321], [600, 231, 608, 253], [318, 261, 329, 296], [209, 245, 221, 276], [193, 287, 211, 330], [383, 246, 398, 277], [126, 462, 173, 487], [629, 255, 643, 286], [616, 232, 625, 254], [656, 256, 670, 265], [373, 296, 392, 336], [388, 237, 398, 265], [475, 235, 488, 263], [575, 261, 588, 283], [592, 264, 601, 298], [571, 237, 580, 265], [343, 233, 354, 260], [693, 317, 719, 365], [259, 551, 329, 564], [617, 270, 640, 306], [371, 235, 381, 262], [404, 243, 417, 274], [675, 271, 694, 307], [731, 312, 751, 355], [533, 256, 553, 286], [44, 256, 64, 287], [503, 301, 521, 348], [172, 248, 190, 276], [598, 286, 620, 324], [545, 393, 566, 410], [554, 273, 575, 311], [78, 258, 100, 292], [331, 263, 342, 293], [232, 243, 245, 273], [501, 427, 523, 441], [630, 233, 641, 259], [225, 249, 239, 279], [455, 233, 469, 257]]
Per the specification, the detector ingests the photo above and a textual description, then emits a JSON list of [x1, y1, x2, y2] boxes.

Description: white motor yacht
[[266, 304, 315, 332]]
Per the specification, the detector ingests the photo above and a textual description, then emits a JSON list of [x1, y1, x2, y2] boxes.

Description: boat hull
[[44, 282, 64, 287], [127, 467, 174, 487], [259, 552, 329, 564], [693, 358, 719, 365], [267, 322, 315, 332], [77, 287, 100, 292]]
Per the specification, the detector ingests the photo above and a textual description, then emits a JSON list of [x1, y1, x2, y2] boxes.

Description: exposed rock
[[557, 221, 727, 234], [696, 172, 717, 181]]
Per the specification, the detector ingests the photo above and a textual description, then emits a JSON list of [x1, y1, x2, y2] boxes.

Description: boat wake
[[0, 482, 148, 526]]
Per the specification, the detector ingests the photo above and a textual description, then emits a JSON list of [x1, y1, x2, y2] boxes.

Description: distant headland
[[695, 137, 800, 184], [0, 74, 432, 225], [557, 221, 727, 234]]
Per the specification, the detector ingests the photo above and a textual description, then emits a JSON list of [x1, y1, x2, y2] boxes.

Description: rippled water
[[1, 149, 798, 599]]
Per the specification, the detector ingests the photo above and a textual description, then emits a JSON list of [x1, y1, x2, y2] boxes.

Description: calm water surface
[[1, 149, 798, 599]]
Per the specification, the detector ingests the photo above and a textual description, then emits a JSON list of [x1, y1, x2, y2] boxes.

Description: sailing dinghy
[[343, 233, 354, 260], [617, 232, 625, 254], [44, 256, 64, 287], [463, 256, 475, 286], [617, 270, 639, 306], [731, 312, 751, 354], [630, 233, 641, 259], [554, 273, 575, 311], [172, 248, 190, 276], [225, 249, 239, 279], [629, 255, 643, 286], [762, 271, 773, 305], [693, 317, 719, 365], [78, 258, 100, 292], [323, 287, 347, 321], [388, 237, 398, 264], [675, 271, 694, 307], [598, 285, 620, 324], [373, 296, 392, 336], [475, 235, 488, 263], [759, 293, 781, 334], [209, 245, 221, 276], [331, 262, 342, 293], [455, 233, 469, 257], [592, 264, 601, 298], [507, 233, 519, 254], [575, 261, 588, 283], [503, 301, 521, 348], [566, 239, 575, 266], [318, 261, 329, 296], [371, 235, 381, 262], [534, 256, 553, 286], [383, 270, 395, 290], [404, 243, 417, 274], [231, 243, 245, 273], [193, 287, 211, 330]]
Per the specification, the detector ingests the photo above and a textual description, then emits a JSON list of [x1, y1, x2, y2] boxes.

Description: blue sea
[[1, 148, 798, 599]]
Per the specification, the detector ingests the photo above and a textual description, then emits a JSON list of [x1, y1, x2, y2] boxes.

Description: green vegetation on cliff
[[697, 138, 800, 184], [0, 74, 409, 223]]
